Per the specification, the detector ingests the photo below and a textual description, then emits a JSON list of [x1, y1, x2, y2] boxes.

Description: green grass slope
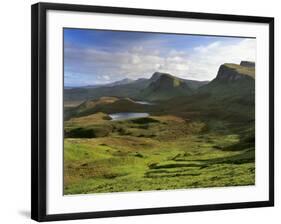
[[63, 62, 255, 195], [64, 113, 254, 194]]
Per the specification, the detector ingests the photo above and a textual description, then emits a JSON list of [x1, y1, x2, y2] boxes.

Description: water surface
[[134, 101, 154, 105], [109, 112, 149, 121]]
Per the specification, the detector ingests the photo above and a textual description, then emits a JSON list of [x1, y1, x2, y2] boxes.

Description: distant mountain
[[149, 72, 208, 90], [139, 72, 193, 101], [64, 62, 254, 104], [67, 78, 135, 89], [104, 78, 134, 87], [64, 72, 208, 103], [64, 81, 146, 103], [65, 62, 256, 122]]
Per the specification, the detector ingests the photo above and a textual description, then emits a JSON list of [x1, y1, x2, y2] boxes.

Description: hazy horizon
[[64, 73, 213, 88]]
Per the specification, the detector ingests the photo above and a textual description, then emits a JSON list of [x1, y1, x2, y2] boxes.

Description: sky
[[64, 28, 256, 87]]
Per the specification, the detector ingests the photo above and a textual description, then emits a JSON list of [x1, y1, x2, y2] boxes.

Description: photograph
[[63, 28, 256, 195]]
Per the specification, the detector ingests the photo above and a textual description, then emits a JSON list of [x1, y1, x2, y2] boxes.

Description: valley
[[64, 61, 255, 195]]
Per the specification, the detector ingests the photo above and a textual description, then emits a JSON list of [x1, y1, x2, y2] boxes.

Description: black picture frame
[[31, 2, 274, 222]]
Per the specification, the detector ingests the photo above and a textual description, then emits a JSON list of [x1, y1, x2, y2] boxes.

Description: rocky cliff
[[215, 63, 255, 82], [240, 61, 255, 68]]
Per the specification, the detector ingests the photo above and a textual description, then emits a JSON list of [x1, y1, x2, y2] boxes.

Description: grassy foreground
[[64, 113, 255, 194]]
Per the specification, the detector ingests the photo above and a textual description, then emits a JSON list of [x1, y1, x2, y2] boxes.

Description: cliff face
[[150, 72, 168, 82], [149, 73, 187, 89], [198, 62, 255, 99], [139, 72, 192, 101], [215, 63, 255, 82], [240, 61, 255, 68]]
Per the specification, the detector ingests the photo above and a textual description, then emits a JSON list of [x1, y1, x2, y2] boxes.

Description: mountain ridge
[[138, 72, 193, 101], [64, 61, 255, 103], [64, 71, 208, 102], [198, 62, 255, 99]]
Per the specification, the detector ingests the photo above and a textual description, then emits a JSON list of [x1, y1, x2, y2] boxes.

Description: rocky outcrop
[[139, 72, 192, 101], [240, 61, 255, 68], [215, 63, 255, 82], [198, 61, 255, 98], [150, 72, 170, 82], [149, 73, 188, 89]]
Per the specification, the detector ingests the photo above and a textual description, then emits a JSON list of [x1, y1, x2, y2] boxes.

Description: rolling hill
[[65, 96, 157, 120], [64, 61, 256, 195]]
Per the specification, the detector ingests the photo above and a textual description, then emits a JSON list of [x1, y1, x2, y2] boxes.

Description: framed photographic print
[[31, 2, 274, 222]]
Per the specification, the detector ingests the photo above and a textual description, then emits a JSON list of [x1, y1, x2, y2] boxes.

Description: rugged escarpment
[[199, 61, 255, 99], [240, 61, 255, 68], [215, 63, 255, 82], [139, 72, 192, 101]]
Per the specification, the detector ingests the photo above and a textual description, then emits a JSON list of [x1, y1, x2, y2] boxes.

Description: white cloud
[[65, 38, 256, 84], [194, 41, 221, 53], [185, 39, 256, 80], [103, 75, 110, 80]]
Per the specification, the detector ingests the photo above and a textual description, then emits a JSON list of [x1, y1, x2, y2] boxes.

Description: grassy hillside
[[64, 112, 254, 194], [64, 93, 255, 194], [64, 62, 255, 195]]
